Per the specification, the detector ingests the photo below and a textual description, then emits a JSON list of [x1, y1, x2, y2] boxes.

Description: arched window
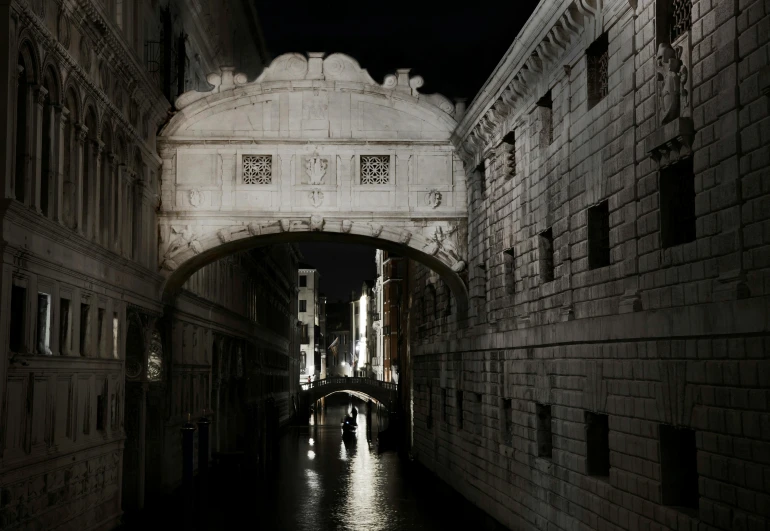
[[100, 125, 112, 245], [15, 54, 32, 203], [300, 351, 307, 371], [147, 329, 163, 382], [115, 0, 124, 30], [83, 107, 98, 239], [40, 67, 60, 218], [63, 88, 79, 230]]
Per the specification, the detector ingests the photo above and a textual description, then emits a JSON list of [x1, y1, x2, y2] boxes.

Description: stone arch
[[16, 35, 40, 84], [41, 60, 63, 104], [160, 226, 469, 321]]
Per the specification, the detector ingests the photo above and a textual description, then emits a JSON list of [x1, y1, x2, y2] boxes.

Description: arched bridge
[[300, 377, 398, 410]]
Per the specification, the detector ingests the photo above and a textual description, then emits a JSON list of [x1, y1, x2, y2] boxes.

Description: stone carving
[[425, 190, 442, 208], [424, 224, 459, 256], [188, 189, 202, 207], [656, 42, 688, 125], [310, 215, 324, 231], [341, 220, 353, 233], [399, 230, 412, 244], [309, 188, 324, 207], [370, 224, 383, 238], [306, 94, 328, 120], [305, 153, 327, 185], [279, 219, 291, 232], [217, 228, 231, 243], [451, 260, 466, 273], [247, 222, 261, 236], [161, 225, 203, 270]]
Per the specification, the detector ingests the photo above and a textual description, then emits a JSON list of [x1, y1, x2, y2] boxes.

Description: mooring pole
[[196, 412, 211, 529], [181, 414, 196, 529]]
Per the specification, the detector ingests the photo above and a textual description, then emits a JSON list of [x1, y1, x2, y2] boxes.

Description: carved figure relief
[[305, 92, 328, 120], [305, 153, 328, 185], [161, 225, 203, 270], [656, 42, 688, 125], [424, 224, 459, 256], [310, 215, 324, 231], [309, 188, 324, 207], [341, 220, 353, 233]]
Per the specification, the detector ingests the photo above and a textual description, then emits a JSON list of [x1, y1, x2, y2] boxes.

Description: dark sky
[[256, 0, 539, 300]]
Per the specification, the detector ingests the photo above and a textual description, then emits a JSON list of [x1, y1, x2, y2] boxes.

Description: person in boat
[[350, 405, 358, 424]]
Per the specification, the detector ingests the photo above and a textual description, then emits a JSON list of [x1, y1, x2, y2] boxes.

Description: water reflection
[[203, 394, 507, 531]]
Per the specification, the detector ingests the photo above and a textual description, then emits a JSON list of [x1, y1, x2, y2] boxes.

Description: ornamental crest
[[305, 152, 328, 185], [309, 188, 324, 207]]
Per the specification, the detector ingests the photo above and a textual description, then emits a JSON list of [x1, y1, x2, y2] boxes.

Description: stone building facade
[[410, 0, 770, 530], [0, 1, 299, 530], [297, 266, 321, 381]]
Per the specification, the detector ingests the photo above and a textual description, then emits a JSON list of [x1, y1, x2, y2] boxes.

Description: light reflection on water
[[207, 395, 508, 531]]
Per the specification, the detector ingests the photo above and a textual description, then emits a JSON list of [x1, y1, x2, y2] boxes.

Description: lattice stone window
[[242, 155, 272, 184], [670, 0, 692, 42], [360, 155, 390, 184], [587, 33, 609, 108], [502, 130, 516, 179]]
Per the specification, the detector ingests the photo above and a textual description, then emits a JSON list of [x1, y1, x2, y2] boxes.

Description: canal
[[124, 394, 507, 530]]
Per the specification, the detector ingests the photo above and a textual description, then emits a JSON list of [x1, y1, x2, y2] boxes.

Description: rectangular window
[[360, 155, 390, 184], [502, 130, 516, 179], [299, 275, 307, 287], [457, 390, 464, 430], [242, 155, 272, 184], [502, 398, 513, 446], [588, 201, 611, 269], [539, 228, 555, 283], [299, 300, 307, 312], [660, 425, 699, 509], [441, 388, 447, 422], [10, 285, 27, 353], [660, 158, 696, 248], [60, 297, 71, 355], [585, 412, 610, 476], [112, 312, 119, 358], [587, 33, 609, 108], [79, 303, 91, 356], [426, 386, 433, 430], [536, 403, 553, 458], [97, 308, 106, 353], [475, 161, 486, 198], [37, 293, 52, 355], [537, 91, 553, 146], [96, 394, 105, 431]]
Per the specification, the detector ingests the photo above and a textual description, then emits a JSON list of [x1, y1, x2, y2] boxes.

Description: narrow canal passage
[[125, 394, 508, 530], [210, 394, 507, 530]]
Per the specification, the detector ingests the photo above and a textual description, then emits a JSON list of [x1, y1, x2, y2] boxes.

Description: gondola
[[341, 415, 358, 436]]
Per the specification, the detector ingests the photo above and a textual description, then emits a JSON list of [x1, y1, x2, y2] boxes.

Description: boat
[[342, 415, 358, 436]]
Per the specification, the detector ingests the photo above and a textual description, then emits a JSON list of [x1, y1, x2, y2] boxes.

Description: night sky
[[254, 0, 540, 301]]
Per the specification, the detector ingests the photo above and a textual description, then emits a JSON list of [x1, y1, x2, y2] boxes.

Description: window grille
[[587, 34, 609, 108], [360, 155, 390, 184], [147, 329, 163, 382], [242, 155, 272, 184], [670, 0, 692, 42], [502, 130, 516, 178]]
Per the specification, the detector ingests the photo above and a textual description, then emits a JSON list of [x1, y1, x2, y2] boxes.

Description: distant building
[[378, 251, 406, 383], [350, 281, 374, 378], [325, 301, 351, 376], [297, 265, 321, 381]]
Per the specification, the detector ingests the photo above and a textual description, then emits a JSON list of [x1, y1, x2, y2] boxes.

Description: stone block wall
[[411, 0, 770, 530]]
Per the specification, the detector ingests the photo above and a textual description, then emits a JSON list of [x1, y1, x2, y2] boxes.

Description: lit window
[[37, 292, 52, 355], [147, 330, 163, 382], [112, 312, 119, 358]]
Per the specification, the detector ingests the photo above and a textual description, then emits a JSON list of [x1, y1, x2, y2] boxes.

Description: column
[[124, 173, 134, 259], [104, 152, 116, 246], [92, 140, 104, 242], [53, 105, 69, 224], [114, 163, 123, 254], [29, 85, 47, 212], [74, 123, 88, 235], [6, 65, 24, 199], [132, 179, 144, 263]]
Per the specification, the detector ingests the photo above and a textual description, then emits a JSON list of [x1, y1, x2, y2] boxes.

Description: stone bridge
[[300, 377, 399, 410], [156, 52, 470, 316]]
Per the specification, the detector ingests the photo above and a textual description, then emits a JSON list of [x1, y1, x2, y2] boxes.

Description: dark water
[[127, 395, 508, 531]]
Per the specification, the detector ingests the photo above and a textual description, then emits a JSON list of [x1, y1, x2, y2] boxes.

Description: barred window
[[536, 91, 553, 146], [587, 33, 609, 108], [360, 155, 390, 184], [242, 155, 272, 184], [670, 0, 692, 42]]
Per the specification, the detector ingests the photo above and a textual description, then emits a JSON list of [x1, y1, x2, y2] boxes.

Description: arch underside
[[305, 385, 397, 407], [159, 220, 469, 319]]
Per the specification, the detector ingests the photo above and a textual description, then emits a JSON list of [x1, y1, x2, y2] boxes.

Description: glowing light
[[358, 294, 367, 369], [309, 438, 314, 446], [308, 450, 315, 459]]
